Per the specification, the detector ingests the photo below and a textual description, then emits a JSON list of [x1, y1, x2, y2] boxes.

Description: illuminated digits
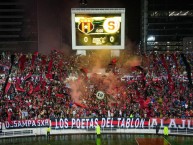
[[103, 18, 120, 33], [84, 37, 88, 43], [110, 36, 115, 43]]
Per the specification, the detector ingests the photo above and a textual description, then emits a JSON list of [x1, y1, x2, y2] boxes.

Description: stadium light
[[80, 0, 87, 6], [147, 35, 155, 41]]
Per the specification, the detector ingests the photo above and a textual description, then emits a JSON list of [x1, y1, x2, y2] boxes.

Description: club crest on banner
[[96, 91, 105, 100]]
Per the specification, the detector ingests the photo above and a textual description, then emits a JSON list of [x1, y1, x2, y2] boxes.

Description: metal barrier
[[170, 128, 193, 135], [0, 130, 33, 138]]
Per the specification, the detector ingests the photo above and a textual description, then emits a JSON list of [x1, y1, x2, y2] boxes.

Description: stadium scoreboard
[[71, 8, 125, 50]]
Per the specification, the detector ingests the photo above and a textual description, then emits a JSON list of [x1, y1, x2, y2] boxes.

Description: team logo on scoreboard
[[78, 18, 94, 34], [103, 18, 120, 34]]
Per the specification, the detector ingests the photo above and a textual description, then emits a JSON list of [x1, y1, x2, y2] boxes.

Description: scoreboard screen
[[71, 8, 125, 50]]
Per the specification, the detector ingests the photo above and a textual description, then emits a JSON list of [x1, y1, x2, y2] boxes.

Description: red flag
[[5, 82, 11, 94], [28, 83, 33, 95], [139, 97, 144, 109], [136, 90, 140, 97], [160, 54, 173, 86], [80, 68, 88, 75], [34, 51, 38, 56], [15, 83, 25, 92], [47, 59, 53, 73], [57, 60, 63, 69], [144, 98, 151, 108], [160, 54, 168, 70], [127, 80, 135, 85], [7, 111, 12, 123], [56, 94, 64, 98], [18, 55, 26, 71], [112, 58, 117, 64], [24, 73, 32, 81], [41, 56, 47, 65], [130, 67, 137, 71], [41, 81, 46, 90], [46, 73, 52, 79], [32, 51, 38, 66], [171, 53, 179, 73], [74, 102, 87, 108], [33, 85, 41, 92]]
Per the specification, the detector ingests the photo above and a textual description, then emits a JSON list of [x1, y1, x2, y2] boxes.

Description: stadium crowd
[[0, 50, 192, 122]]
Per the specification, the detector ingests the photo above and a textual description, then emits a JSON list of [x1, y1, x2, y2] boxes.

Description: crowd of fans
[[0, 50, 192, 122]]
